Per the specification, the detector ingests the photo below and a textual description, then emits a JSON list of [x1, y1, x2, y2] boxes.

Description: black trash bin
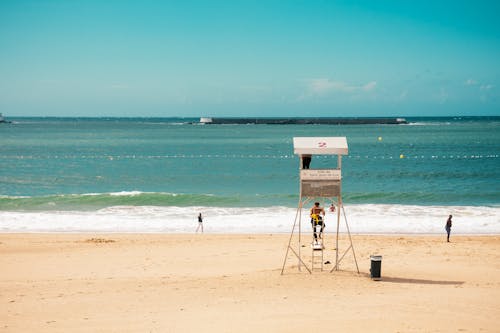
[[370, 255, 382, 280]]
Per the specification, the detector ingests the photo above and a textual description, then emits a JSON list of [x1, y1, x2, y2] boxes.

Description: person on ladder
[[310, 202, 325, 244]]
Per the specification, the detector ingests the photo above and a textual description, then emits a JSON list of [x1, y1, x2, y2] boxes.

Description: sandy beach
[[1, 233, 499, 332]]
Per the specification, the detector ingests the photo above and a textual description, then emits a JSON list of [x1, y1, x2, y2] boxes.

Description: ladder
[[311, 241, 324, 272]]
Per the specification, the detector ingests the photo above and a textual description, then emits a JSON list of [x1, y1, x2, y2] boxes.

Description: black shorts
[[311, 219, 324, 226]]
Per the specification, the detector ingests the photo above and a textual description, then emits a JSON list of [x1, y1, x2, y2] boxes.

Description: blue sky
[[1, 0, 499, 117]]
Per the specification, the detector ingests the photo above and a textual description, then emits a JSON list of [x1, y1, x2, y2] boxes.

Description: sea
[[1, 116, 499, 234]]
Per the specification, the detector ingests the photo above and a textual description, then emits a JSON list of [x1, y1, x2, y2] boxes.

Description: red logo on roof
[[318, 142, 327, 147]]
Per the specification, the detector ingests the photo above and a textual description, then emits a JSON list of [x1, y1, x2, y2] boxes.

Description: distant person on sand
[[196, 213, 203, 233], [445, 215, 452, 242], [302, 155, 311, 169], [310, 202, 325, 243]]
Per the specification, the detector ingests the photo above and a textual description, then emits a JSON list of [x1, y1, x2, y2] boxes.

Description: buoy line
[[4, 154, 499, 160]]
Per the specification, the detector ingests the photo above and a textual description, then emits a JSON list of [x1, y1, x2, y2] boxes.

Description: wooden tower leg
[[281, 196, 312, 274], [342, 205, 360, 273], [334, 196, 341, 271], [330, 204, 359, 273]]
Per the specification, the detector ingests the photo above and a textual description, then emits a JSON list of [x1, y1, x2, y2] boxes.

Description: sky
[[1, 0, 499, 117]]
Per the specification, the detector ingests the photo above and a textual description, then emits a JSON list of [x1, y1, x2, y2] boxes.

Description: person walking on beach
[[445, 215, 452, 242], [310, 202, 325, 243], [196, 213, 203, 233]]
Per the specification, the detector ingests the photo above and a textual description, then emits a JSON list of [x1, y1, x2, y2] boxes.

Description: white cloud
[[363, 81, 377, 91], [480, 84, 494, 91], [306, 78, 377, 95], [465, 79, 478, 86], [464, 79, 494, 91], [308, 78, 343, 94]]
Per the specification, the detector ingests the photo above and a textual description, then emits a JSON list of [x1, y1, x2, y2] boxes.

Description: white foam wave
[[406, 122, 451, 126], [0, 204, 498, 234], [108, 191, 144, 196]]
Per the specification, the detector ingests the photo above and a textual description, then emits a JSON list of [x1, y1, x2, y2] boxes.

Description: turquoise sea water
[[1, 117, 499, 211]]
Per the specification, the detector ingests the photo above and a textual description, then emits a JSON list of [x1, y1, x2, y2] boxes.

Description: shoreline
[[2, 233, 499, 332], [2, 204, 499, 234], [1, 231, 499, 236]]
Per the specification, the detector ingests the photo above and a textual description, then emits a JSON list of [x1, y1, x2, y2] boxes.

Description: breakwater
[[199, 117, 408, 125]]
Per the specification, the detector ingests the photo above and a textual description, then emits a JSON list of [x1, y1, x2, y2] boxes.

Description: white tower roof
[[293, 137, 348, 155]]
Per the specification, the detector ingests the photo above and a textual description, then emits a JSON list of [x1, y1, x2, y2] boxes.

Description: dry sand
[[1, 233, 499, 332]]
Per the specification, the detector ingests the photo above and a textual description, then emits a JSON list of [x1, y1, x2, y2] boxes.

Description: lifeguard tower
[[281, 137, 359, 274]]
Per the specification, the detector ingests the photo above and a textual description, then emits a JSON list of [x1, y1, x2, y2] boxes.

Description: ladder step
[[311, 242, 324, 250]]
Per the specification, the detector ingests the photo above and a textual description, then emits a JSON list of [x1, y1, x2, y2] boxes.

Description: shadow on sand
[[377, 276, 464, 285], [359, 273, 464, 285]]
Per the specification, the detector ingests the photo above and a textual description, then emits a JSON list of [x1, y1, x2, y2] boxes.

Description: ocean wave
[[0, 192, 239, 211], [343, 191, 499, 207], [1, 191, 498, 211]]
